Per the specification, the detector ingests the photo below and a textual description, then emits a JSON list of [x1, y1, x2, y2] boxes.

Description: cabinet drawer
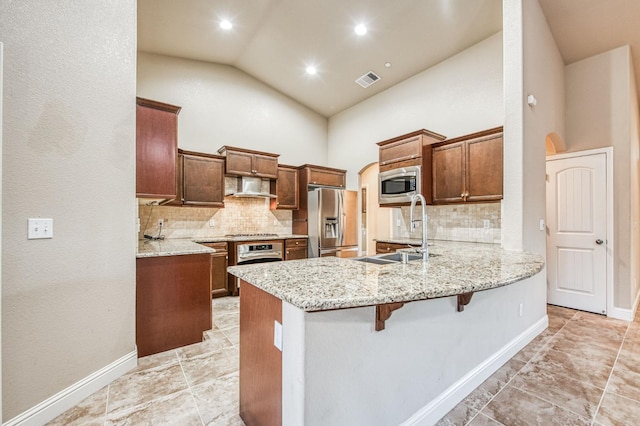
[[285, 238, 308, 248], [375, 242, 407, 254], [199, 242, 228, 252]]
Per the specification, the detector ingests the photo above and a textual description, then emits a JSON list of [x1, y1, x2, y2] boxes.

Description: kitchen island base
[[239, 276, 546, 425]]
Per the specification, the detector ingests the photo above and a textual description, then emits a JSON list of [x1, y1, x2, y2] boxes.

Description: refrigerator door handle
[[339, 190, 345, 246]]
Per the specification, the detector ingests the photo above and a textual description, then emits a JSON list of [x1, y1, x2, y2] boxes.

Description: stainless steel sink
[[377, 253, 423, 262]]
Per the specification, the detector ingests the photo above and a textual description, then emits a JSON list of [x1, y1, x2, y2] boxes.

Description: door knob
[[595, 239, 604, 245]]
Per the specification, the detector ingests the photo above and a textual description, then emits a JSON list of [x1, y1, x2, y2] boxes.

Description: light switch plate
[[28, 218, 53, 239]]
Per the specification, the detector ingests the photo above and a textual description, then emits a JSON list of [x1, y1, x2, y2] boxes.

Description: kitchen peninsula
[[228, 241, 545, 425]]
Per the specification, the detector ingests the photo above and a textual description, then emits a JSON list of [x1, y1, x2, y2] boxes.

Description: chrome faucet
[[409, 194, 429, 261]]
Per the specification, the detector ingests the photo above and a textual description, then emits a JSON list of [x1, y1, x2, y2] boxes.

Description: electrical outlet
[[136, 217, 141, 233], [209, 218, 215, 227], [274, 320, 283, 351], [158, 219, 164, 227], [539, 219, 545, 231], [519, 303, 524, 317], [483, 220, 490, 229]]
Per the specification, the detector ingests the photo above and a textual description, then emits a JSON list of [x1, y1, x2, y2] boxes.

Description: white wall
[[630, 59, 640, 308], [0, 1, 137, 421], [327, 33, 504, 190], [137, 52, 328, 166], [283, 278, 547, 425], [0, 41, 4, 421], [565, 46, 638, 309]]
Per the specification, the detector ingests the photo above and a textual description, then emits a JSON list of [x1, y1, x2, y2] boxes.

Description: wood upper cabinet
[[298, 164, 346, 188], [270, 165, 299, 210], [285, 238, 308, 260], [432, 127, 503, 204], [181, 150, 225, 207], [377, 129, 446, 173], [163, 150, 225, 207], [136, 97, 181, 198], [217, 146, 279, 179]]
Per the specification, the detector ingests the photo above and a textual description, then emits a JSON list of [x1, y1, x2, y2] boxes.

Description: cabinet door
[[211, 252, 229, 298], [225, 150, 254, 176], [271, 166, 298, 209], [136, 100, 179, 198], [285, 247, 307, 260], [379, 136, 422, 169], [253, 154, 278, 178], [136, 254, 211, 357], [432, 142, 465, 204], [182, 154, 225, 207], [466, 135, 503, 202], [308, 168, 345, 188]]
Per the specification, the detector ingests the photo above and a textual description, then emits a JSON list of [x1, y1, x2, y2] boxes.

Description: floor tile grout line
[[177, 349, 207, 426], [103, 384, 110, 426], [462, 312, 571, 426], [590, 321, 632, 426]]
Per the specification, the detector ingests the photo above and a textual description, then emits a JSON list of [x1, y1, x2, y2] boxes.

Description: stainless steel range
[[235, 241, 283, 265]]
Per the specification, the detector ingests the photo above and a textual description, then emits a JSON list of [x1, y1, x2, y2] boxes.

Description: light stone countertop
[[137, 235, 309, 258], [137, 239, 216, 258], [227, 241, 545, 312]]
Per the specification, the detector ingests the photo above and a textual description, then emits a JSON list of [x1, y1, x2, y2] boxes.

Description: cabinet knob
[[295, 241, 299, 245], [286, 250, 290, 254]]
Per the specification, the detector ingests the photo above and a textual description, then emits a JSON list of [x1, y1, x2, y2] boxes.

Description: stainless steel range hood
[[225, 176, 277, 198]]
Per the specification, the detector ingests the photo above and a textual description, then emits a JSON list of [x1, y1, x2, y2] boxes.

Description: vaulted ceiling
[[138, 0, 640, 118]]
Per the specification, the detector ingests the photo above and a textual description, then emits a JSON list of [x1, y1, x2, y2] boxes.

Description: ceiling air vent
[[355, 71, 381, 88]]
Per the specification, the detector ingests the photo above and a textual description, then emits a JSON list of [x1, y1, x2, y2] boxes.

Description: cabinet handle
[[286, 250, 290, 254]]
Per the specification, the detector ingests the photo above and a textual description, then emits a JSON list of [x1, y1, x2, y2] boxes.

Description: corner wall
[[0, 1, 137, 421], [137, 52, 328, 166], [564, 46, 639, 309]]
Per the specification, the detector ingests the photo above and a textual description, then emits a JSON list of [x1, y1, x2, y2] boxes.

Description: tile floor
[[47, 297, 243, 426], [49, 299, 640, 426], [437, 305, 640, 426]]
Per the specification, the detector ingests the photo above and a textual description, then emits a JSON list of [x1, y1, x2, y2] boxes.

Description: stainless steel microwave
[[378, 165, 421, 205]]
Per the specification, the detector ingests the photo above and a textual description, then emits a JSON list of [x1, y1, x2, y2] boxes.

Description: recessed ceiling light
[[220, 20, 233, 30], [306, 66, 317, 75], [354, 24, 367, 36], [385, 62, 392, 68]]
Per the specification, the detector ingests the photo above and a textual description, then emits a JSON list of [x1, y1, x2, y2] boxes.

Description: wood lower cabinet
[[376, 242, 409, 254], [218, 146, 279, 179], [199, 242, 229, 298], [164, 150, 225, 207], [432, 127, 503, 204], [136, 97, 181, 198], [285, 238, 307, 260], [136, 253, 212, 357], [270, 165, 298, 210], [239, 281, 282, 426]]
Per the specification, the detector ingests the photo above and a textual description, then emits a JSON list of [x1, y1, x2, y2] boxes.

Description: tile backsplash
[[138, 197, 292, 240], [394, 203, 501, 244]]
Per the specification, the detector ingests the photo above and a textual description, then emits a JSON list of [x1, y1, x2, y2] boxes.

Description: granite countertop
[[137, 235, 309, 258], [137, 239, 216, 258], [227, 241, 545, 312]]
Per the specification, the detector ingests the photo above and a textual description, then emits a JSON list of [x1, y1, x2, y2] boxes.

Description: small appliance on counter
[[308, 188, 358, 258]]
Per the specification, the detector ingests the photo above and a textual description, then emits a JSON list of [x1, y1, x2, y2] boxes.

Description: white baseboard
[[608, 291, 640, 321], [4, 350, 137, 426], [401, 316, 549, 426]]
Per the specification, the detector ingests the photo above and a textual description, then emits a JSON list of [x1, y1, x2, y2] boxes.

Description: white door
[[546, 153, 607, 314]]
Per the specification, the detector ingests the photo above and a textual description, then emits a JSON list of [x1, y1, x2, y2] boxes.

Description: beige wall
[[327, 32, 504, 190], [564, 46, 638, 308], [0, 1, 137, 421], [137, 52, 328, 166]]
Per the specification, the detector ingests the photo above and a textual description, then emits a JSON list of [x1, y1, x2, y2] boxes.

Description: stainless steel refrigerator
[[307, 188, 358, 258]]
